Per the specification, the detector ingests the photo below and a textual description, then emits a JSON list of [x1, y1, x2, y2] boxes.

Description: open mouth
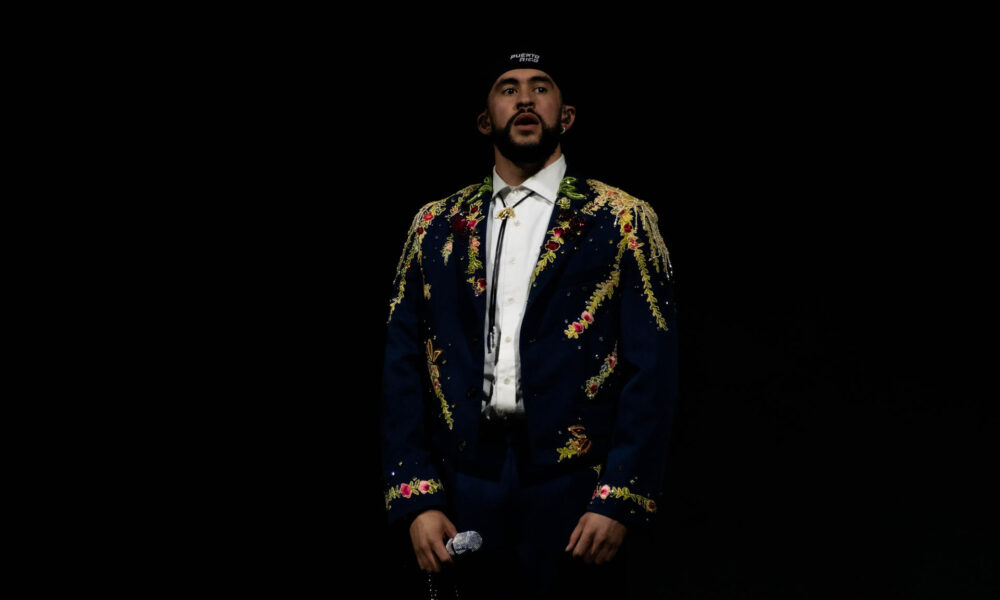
[[513, 113, 540, 129]]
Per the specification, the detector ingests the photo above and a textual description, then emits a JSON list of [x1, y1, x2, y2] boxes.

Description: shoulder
[[403, 181, 485, 234], [582, 178, 660, 220]]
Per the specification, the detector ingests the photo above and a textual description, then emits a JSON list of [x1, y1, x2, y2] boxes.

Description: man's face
[[479, 68, 570, 164]]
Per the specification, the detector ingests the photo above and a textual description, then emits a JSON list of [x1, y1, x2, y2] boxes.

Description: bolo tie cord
[[486, 189, 535, 364]]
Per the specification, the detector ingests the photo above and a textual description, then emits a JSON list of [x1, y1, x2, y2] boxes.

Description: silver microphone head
[[446, 530, 483, 557]]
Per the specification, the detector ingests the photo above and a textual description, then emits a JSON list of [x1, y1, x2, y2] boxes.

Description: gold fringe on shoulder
[[633, 200, 674, 280], [589, 179, 673, 280]]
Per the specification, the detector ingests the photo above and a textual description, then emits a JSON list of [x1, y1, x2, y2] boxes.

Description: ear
[[477, 109, 493, 136], [560, 104, 577, 133]]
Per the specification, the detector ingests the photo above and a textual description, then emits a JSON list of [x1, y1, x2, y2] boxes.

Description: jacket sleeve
[[586, 199, 678, 531], [380, 205, 449, 529]]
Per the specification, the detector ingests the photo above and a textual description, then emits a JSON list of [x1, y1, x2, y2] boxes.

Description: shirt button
[[507, 297, 514, 303], [514, 221, 521, 226], [504, 378, 511, 385], [505, 336, 512, 343]]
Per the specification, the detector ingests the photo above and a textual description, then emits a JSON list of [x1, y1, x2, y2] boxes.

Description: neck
[[493, 146, 562, 187]]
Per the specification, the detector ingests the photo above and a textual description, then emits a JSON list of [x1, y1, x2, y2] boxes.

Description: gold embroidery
[[425, 339, 453, 429], [592, 483, 657, 513], [496, 206, 516, 220], [385, 477, 445, 511], [387, 199, 447, 324], [589, 180, 673, 279], [584, 342, 618, 399], [530, 178, 586, 287], [556, 424, 591, 462], [458, 180, 490, 295], [441, 233, 454, 265], [564, 270, 621, 339], [611, 197, 669, 332]]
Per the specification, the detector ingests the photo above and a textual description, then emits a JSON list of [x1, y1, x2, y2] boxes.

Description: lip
[[513, 112, 540, 127]]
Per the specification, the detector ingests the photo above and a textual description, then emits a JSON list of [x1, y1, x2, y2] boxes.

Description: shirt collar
[[490, 154, 567, 205]]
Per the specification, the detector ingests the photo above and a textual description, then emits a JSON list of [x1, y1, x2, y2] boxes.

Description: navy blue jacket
[[380, 164, 678, 532]]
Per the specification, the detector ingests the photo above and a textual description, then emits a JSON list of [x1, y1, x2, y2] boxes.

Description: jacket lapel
[[451, 177, 493, 351], [523, 163, 599, 317]]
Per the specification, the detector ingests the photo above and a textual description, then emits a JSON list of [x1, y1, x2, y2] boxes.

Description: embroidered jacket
[[380, 163, 678, 532]]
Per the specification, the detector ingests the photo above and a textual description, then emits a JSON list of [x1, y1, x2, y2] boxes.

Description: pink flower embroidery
[[589, 383, 599, 395], [581, 311, 593, 323], [423, 212, 434, 221], [419, 480, 432, 493], [629, 238, 639, 250], [573, 322, 584, 333], [592, 486, 598, 499], [471, 238, 480, 249], [468, 219, 478, 229], [553, 227, 564, 237], [646, 499, 657, 513], [599, 485, 611, 499], [400, 483, 412, 498], [607, 356, 616, 368]]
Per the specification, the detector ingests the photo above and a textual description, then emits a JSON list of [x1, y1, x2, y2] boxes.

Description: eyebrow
[[494, 75, 554, 89]]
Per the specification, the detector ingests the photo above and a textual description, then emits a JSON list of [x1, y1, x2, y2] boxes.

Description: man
[[380, 47, 678, 598]]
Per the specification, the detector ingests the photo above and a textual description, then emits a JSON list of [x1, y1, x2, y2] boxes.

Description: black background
[[160, 17, 990, 599]]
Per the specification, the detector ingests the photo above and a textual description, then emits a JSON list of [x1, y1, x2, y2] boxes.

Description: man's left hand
[[565, 511, 627, 565]]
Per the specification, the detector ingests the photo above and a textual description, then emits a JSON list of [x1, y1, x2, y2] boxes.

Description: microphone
[[445, 530, 482, 558]]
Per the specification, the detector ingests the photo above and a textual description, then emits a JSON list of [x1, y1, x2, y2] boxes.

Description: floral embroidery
[[530, 178, 587, 287], [584, 342, 618, 398], [452, 178, 491, 295], [385, 477, 444, 511], [423, 283, 431, 300], [590, 180, 673, 279], [591, 483, 656, 513], [592, 463, 604, 477], [564, 270, 621, 339], [387, 199, 447, 324], [612, 198, 669, 332], [556, 424, 591, 462], [425, 338, 454, 429]]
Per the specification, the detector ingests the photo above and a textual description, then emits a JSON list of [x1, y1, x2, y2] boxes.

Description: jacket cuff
[[384, 474, 448, 529], [586, 479, 660, 531]]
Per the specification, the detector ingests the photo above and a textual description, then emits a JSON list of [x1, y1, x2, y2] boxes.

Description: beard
[[490, 111, 562, 166]]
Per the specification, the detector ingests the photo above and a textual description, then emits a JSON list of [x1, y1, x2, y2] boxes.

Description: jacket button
[[458, 440, 468, 452]]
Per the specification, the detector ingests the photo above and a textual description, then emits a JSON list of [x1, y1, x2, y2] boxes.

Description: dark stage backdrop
[[167, 22, 988, 599]]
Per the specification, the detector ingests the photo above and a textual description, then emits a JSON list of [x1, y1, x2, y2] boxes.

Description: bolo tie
[[486, 186, 535, 364]]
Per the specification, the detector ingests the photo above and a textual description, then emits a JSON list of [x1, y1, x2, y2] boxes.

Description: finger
[[572, 527, 595, 559], [445, 519, 458, 540], [594, 542, 617, 565], [418, 549, 437, 574], [565, 523, 582, 552], [432, 539, 454, 569], [584, 536, 605, 564]]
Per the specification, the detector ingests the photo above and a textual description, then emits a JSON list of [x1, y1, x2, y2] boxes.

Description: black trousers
[[443, 414, 628, 600]]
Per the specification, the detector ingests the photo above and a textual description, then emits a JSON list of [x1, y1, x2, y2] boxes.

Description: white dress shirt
[[481, 154, 568, 418]]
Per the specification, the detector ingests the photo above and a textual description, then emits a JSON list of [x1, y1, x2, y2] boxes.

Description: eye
[[535, 86, 548, 93], [501, 87, 516, 95]]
